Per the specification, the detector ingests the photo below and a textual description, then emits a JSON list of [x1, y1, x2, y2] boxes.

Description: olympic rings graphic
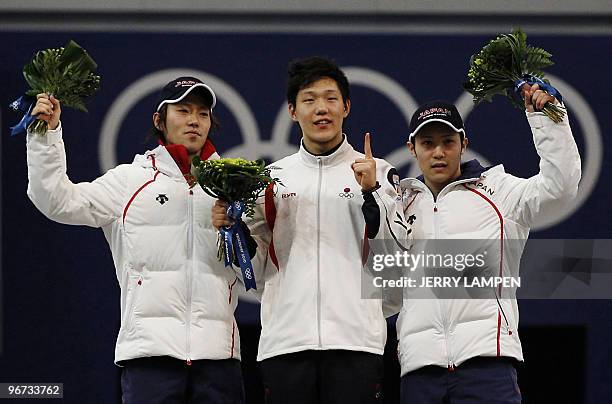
[[100, 69, 600, 233]]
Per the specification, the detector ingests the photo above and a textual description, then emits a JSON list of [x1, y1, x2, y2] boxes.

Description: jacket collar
[[298, 135, 354, 168], [164, 139, 217, 175], [135, 139, 219, 180]]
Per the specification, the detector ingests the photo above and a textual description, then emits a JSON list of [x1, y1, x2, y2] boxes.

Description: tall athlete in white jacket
[[27, 77, 245, 404], [213, 57, 408, 404], [398, 85, 581, 403]]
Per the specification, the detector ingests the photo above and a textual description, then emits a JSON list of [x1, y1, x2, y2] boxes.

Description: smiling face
[[289, 77, 350, 155], [153, 93, 211, 157], [408, 122, 468, 196]]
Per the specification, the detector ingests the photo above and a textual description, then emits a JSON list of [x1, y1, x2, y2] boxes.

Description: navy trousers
[[260, 349, 384, 404], [400, 357, 522, 404], [121, 356, 245, 404]]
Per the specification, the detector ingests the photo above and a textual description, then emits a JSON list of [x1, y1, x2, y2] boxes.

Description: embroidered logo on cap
[[175, 80, 198, 87], [418, 107, 452, 120]]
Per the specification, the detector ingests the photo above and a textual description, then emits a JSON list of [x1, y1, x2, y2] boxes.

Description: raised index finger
[[364, 132, 373, 159]]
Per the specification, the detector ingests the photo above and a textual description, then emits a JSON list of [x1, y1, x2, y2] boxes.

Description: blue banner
[[8, 94, 36, 136], [220, 200, 257, 291]]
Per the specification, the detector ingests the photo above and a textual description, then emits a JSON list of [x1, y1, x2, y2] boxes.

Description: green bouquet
[[463, 28, 565, 123], [23, 40, 101, 134], [192, 157, 281, 285], [192, 157, 281, 219]]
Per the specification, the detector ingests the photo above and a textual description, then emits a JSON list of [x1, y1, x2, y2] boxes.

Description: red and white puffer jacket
[[397, 111, 581, 375], [26, 123, 241, 364]]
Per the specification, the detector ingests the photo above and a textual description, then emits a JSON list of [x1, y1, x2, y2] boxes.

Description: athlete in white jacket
[[212, 57, 408, 404], [26, 77, 244, 404], [397, 87, 581, 403]]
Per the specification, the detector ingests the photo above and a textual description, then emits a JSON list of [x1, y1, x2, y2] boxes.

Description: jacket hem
[[399, 353, 524, 377], [115, 351, 241, 366], [257, 344, 384, 362]]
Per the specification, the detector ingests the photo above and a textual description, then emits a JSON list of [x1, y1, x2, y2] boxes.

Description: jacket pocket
[[496, 298, 515, 336], [365, 300, 384, 345], [123, 272, 144, 331]]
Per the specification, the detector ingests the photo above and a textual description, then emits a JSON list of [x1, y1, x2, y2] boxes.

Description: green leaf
[[58, 40, 97, 73]]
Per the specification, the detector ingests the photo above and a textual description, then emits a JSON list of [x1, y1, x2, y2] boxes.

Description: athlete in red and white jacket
[[397, 88, 581, 403], [26, 77, 245, 403]]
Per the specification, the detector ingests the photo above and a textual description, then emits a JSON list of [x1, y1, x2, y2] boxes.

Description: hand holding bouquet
[[9, 40, 101, 135], [192, 157, 281, 290], [193, 157, 280, 218], [463, 28, 565, 123]]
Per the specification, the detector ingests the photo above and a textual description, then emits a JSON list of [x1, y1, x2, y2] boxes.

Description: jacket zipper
[[316, 158, 323, 348], [440, 299, 455, 370], [432, 201, 455, 369], [424, 179, 484, 369], [433, 202, 439, 239], [186, 189, 194, 365]]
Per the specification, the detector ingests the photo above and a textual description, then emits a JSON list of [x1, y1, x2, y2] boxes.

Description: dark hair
[[150, 102, 220, 144], [286, 56, 350, 106]]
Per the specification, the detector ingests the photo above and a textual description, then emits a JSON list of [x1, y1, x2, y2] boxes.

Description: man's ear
[[153, 112, 161, 129], [288, 103, 298, 122], [407, 141, 417, 158], [461, 136, 469, 154], [343, 99, 351, 118]]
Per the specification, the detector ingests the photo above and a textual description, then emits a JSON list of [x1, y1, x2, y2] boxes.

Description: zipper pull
[[186, 358, 192, 366], [447, 363, 456, 372], [433, 203, 438, 213]]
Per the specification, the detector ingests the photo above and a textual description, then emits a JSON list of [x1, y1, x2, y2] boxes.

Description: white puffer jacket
[[397, 111, 581, 375], [26, 124, 241, 364]]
